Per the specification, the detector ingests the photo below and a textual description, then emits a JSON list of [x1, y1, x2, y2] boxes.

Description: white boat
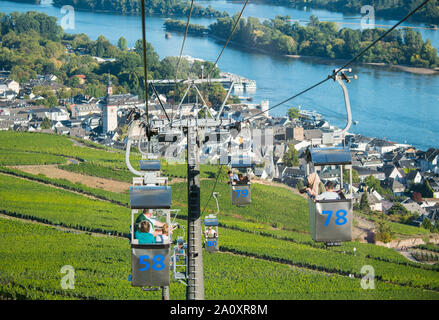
[[244, 80, 256, 91], [233, 82, 244, 91]]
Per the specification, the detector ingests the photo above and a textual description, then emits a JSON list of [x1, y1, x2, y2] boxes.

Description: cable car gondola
[[172, 236, 188, 283], [204, 214, 219, 252], [126, 122, 173, 288], [229, 155, 252, 206], [304, 69, 357, 246], [306, 147, 353, 245]]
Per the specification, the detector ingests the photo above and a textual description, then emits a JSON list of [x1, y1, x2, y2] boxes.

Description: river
[[1, 0, 438, 150]]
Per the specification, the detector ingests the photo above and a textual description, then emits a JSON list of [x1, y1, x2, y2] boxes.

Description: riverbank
[[286, 55, 439, 75], [209, 32, 439, 76], [51, 0, 228, 18]]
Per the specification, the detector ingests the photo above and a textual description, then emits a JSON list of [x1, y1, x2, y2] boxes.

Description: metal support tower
[[186, 126, 205, 300]]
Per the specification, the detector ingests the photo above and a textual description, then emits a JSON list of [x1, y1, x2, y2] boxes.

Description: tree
[[283, 145, 299, 167], [308, 15, 320, 27], [117, 36, 128, 51], [375, 219, 392, 243], [365, 175, 380, 191], [360, 192, 370, 214], [424, 180, 434, 198], [41, 117, 51, 129], [42, 95, 58, 108], [422, 218, 433, 232], [387, 202, 410, 216], [411, 180, 434, 198], [343, 169, 359, 184], [287, 107, 300, 120], [134, 39, 160, 69], [296, 179, 304, 191], [412, 191, 423, 203]]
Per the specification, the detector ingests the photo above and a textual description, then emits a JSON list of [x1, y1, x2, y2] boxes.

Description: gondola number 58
[[139, 254, 165, 271], [322, 210, 348, 226]]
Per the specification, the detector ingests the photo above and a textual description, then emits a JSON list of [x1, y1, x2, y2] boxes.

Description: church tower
[[103, 76, 117, 133]]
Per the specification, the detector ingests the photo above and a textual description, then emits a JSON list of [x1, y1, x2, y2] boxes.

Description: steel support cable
[[152, 0, 250, 123], [195, 0, 250, 124], [205, 0, 250, 80], [241, 0, 432, 123], [171, 0, 195, 123], [150, 82, 171, 121], [140, 0, 149, 123], [201, 164, 224, 217]]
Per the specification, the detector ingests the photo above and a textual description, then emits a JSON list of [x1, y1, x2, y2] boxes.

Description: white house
[[382, 165, 404, 182], [401, 199, 428, 215], [405, 170, 422, 187], [0, 79, 20, 94], [356, 191, 383, 212], [71, 103, 102, 118], [420, 148, 439, 173], [347, 134, 373, 152], [0, 90, 17, 101], [47, 107, 70, 121], [369, 138, 398, 154]]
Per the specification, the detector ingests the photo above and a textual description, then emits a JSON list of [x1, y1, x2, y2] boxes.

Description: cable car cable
[[150, 82, 171, 122], [150, 0, 251, 129], [171, 0, 195, 122], [174, 0, 194, 82], [201, 164, 224, 216], [240, 0, 432, 123], [140, 0, 150, 123], [205, 0, 250, 80]]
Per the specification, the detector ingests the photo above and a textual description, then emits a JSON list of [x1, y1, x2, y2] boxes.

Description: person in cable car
[[236, 173, 250, 185], [315, 181, 341, 201], [155, 223, 171, 244], [135, 208, 164, 233], [204, 226, 217, 238], [227, 171, 239, 184], [135, 220, 156, 244], [304, 172, 324, 199]]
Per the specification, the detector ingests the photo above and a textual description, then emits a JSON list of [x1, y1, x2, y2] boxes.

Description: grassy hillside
[[0, 131, 438, 299]]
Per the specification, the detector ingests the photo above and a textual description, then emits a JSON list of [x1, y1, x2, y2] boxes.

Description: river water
[[1, 0, 438, 150]]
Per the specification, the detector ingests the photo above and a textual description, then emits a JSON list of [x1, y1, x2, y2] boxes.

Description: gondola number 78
[[322, 210, 348, 226]]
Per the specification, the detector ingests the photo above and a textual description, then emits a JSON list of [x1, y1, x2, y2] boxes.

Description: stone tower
[[103, 77, 117, 133]]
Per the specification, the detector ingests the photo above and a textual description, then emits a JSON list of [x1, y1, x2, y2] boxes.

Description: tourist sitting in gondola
[[236, 173, 250, 185], [228, 170, 239, 184], [204, 226, 217, 238], [135, 208, 164, 233], [315, 181, 341, 201], [155, 223, 172, 244], [135, 220, 156, 244], [302, 172, 323, 199]]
